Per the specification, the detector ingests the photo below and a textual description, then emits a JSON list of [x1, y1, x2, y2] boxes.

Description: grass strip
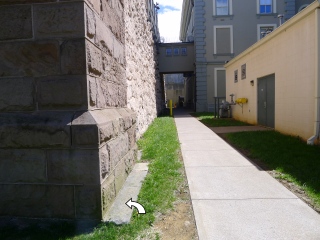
[[226, 131, 320, 208], [190, 112, 251, 127]]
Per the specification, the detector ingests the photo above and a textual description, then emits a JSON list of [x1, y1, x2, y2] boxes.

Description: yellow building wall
[[226, 7, 318, 140]]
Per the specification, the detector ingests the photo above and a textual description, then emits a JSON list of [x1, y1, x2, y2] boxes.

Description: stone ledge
[[0, 111, 72, 149], [0, 108, 137, 149]]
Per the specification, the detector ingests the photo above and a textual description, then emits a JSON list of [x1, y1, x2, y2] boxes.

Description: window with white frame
[[257, 0, 276, 14], [257, 24, 277, 40], [213, 0, 233, 16], [214, 26, 233, 54]]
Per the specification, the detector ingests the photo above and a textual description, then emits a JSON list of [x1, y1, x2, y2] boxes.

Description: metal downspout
[[307, 4, 320, 145]]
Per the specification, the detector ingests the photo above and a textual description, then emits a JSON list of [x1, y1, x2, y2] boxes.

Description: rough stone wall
[[0, 0, 138, 222], [125, 0, 162, 138]]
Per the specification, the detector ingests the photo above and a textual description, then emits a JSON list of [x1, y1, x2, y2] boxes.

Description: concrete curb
[[104, 163, 148, 225]]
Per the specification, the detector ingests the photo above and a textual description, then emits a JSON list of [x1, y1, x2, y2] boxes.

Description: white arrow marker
[[125, 198, 146, 214]]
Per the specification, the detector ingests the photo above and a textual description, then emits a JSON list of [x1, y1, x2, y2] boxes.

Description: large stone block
[[101, 173, 116, 216], [101, 52, 126, 85], [107, 133, 129, 169], [127, 124, 137, 150], [71, 111, 100, 148], [98, 119, 120, 145], [0, 112, 72, 148], [0, 149, 46, 183], [0, 184, 74, 219], [103, 81, 127, 107], [117, 108, 135, 132], [100, 146, 110, 181], [95, 17, 114, 55], [100, 0, 124, 43], [47, 149, 100, 184], [37, 76, 87, 110], [87, 75, 102, 108], [114, 149, 135, 194], [0, 41, 60, 77], [88, 76, 127, 108], [113, 38, 125, 67], [86, 42, 102, 77], [89, 109, 122, 144], [0, 77, 35, 112], [33, 2, 85, 39], [61, 40, 86, 75], [85, 4, 96, 40], [75, 185, 102, 219], [85, 0, 101, 14], [0, 5, 32, 40]]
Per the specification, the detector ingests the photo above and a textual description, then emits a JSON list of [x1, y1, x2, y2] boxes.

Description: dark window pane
[[266, 5, 272, 13]]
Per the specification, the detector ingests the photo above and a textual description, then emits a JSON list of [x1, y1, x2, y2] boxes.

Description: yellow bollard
[[169, 99, 173, 117]]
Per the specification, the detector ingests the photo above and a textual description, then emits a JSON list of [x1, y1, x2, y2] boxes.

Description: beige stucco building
[[225, 0, 320, 143]]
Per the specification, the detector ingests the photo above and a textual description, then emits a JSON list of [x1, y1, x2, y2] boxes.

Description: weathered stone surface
[[107, 133, 129, 169], [114, 158, 128, 195], [75, 185, 101, 219], [113, 38, 125, 67], [47, 150, 100, 184], [71, 111, 99, 148], [125, 0, 161, 138], [117, 108, 134, 132], [95, 17, 114, 55], [88, 76, 127, 108], [114, 149, 135, 194], [85, 4, 96, 40], [0, 41, 60, 77], [124, 148, 136, 174], [86, 42, 102, 77], [127, 125, 137, 150], [104, 81, 127, 107], [61, 40, 86, 75], [102, 51, 126, 85], [101, 173, 116, 216], [85, 0, 101, 14], [0, 5, 32, 40], [100, 146, 110, 180], [88, 75, 100, 108], [89, 108, 121, 144], [72, 125, 99, 148], [37, 76, 87, 110], [33, 2, 85, 39], [0, 77, 35, 112], [126, 108, 137, 124], [0, 184, 74, 218], [0, 150, 46, 183], [0, 112, 72, 148], [99, 120, 120, 143], [100, 0, 124, 43]]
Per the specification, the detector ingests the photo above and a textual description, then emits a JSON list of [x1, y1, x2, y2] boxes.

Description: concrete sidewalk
[[174, 110, 320, 240]]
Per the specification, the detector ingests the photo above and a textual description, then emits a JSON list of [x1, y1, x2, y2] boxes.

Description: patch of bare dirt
[[137, 152, 198, 240], [153, 155, 198, 240]]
